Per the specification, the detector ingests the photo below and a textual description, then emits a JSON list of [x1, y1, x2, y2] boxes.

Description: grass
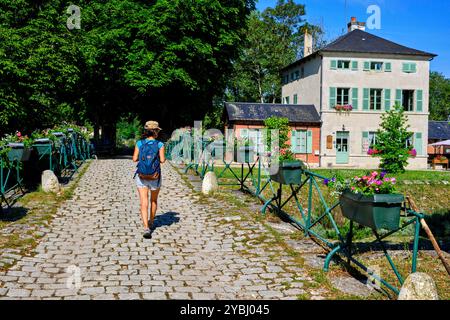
[[0, 161, 91, 271], [210, 166, 450, 183]]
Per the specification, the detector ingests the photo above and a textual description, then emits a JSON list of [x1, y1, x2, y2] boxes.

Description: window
[[370, 61, 384, 71], [337, 88, 350, 105], [370, 89, 382, 110], [368, 132, 377, 147], [301, 67, 305, 78], [406, 135, 413, 148], [284, 96, 290, 104], [293, 94, 298, 104], [338, 60, 351, 69], [291, 130, 313, 154], [402, 90, 414, 111], [403, 63, 417, 73], [294, 70, 300, 80]]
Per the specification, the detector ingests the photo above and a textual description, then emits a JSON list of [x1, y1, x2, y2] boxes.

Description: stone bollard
[[41, 170, 61, 193], [202, 171, 218, 195], [398, 272, 439, 300]]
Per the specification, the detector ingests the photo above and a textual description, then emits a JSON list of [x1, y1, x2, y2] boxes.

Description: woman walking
[[133, 121, 166, 239]]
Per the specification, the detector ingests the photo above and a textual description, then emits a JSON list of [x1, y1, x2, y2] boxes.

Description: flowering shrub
[[335, 105, 353, 112], [324, 170, 397, 196], [408, 149, 417, 157]]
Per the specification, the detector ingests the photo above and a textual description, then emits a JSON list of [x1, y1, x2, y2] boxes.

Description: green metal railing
[[165, 137, 427, 295]]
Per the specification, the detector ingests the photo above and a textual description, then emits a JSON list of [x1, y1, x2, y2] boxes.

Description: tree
[[0, 0, 255, 139], [429, 71, 450, 121], [372, 103, 414, 173], [227, 0, 324, 103]]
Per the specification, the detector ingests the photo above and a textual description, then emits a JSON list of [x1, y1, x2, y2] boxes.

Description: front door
[[336, 131, 349, 164]]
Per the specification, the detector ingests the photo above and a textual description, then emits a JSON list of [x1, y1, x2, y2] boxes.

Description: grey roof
[[225, 102, 321, 124], [429, 121, 450, 140], [283, 29, 436, 71]]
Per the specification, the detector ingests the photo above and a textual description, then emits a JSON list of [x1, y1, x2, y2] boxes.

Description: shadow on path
[[153, 211, 180, 229]]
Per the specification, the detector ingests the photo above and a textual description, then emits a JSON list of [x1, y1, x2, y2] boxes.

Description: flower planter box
[[339, 190, 404, 231], [234, 146, 255, 163], [52, 132, 66, 147], [270, 160, 304, 185], [7, 143, 31, 162], [33, 138, 53, 156]]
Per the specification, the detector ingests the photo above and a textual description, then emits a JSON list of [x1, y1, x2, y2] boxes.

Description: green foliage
[[227, 1, 324, 103], [371, 104, 413, 173], [429, 71, 450, 121], [263, 116, 294, 161], [0, 1, 255, 136], [116, 115, 142, 147]]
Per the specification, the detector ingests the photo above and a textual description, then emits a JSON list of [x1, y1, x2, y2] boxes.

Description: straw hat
[[144, 121, 162, 131]]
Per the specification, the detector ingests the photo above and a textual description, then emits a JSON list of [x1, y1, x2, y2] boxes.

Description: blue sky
[[256, 0, 450, 77]]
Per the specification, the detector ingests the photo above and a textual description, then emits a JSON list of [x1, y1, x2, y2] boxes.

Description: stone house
[[281, 17, 437, 169]]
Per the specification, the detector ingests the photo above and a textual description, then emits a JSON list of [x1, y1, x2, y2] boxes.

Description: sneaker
[[143, 228, 152, 239]]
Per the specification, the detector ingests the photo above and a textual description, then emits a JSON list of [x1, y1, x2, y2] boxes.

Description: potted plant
[[263, 116, 305, 185], [31, 129, 57, 156], [334, 171, 404, 231], [4, 132, 33, 162], [269, 149, 306, 185], [234, 137, 255, 163]]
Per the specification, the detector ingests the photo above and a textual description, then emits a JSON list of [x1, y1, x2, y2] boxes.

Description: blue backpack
[[135, 140, 161, 180]]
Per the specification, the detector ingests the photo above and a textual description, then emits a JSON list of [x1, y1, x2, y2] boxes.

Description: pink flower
[[376, 180, 382, 186], [351, 187, 355, 190], [372, 171, 378, 177], [16, 131, 22, 137]]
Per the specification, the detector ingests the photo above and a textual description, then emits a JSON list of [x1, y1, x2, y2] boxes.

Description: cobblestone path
[[0, 158, 326, 300]]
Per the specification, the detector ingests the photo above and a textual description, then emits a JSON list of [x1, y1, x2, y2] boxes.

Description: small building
[[281, 17, 437, 169], [224, 102, 321, 165], [428, 121, 450, 156]]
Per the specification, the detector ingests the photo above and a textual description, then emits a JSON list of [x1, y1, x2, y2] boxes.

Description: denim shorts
[[135, 175, 162, 190]]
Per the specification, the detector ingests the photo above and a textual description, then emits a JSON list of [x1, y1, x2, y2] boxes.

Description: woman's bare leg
[[137, 187, 150, 229], [149, 189, 160, 228]]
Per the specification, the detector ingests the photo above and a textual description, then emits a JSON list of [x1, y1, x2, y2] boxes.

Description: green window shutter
[[329, 87, 337, 109], [363, 61, 370, 71], [330, 60, 337, 70], [384, 89, 391, 111], [363, 88, 369, 110], [351, 61, 358, 71], [403, 63, 410, 73], [293, 94, 298, 104], [299, 131, 307, 153], [352, 88, 358, 110], [411, 63, 417, 73], [414, 132, 423, 155], [306, 130, 313, 154], [416, 89, 423, 112], [395, 89, 403, 106], [291, 131, 298, 153], [385, 62, 392, 72], [362, 131, 369, 152]]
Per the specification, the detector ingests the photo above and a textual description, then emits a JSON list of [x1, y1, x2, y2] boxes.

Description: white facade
[[282, 50, 433, 169]]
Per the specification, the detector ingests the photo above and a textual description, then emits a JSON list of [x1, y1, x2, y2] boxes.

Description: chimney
[[347, 17, 366, 32], [304, 30, 313, 57]]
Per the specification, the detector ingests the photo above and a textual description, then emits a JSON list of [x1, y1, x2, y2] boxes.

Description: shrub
[[371, 103, 414, 173]]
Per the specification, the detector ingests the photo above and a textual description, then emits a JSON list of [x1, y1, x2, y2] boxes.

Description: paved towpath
[[0, 158, 330, 300]]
